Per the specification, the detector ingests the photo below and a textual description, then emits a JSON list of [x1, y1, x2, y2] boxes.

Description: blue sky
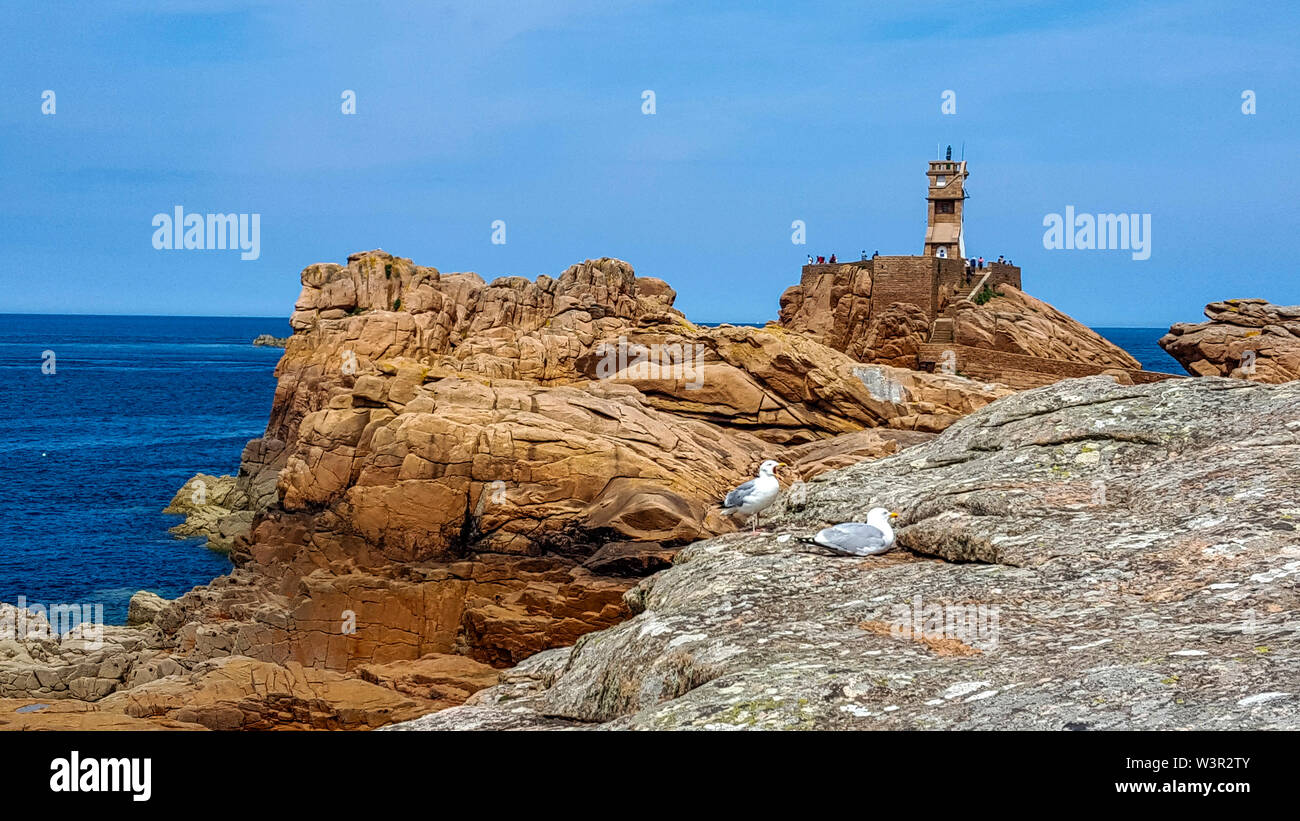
[[1, 0, 1296, 326]]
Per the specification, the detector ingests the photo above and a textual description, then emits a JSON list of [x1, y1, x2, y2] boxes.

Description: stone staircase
[[929, 317, 954, 344], [929, 270, 993, 343]]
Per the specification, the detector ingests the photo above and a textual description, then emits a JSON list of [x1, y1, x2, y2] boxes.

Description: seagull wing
[[722, 479, 758, 510], [813, 523, 891, 556]]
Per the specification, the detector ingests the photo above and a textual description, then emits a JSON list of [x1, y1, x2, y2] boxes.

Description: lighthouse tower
[[923, 147, 967, 260]]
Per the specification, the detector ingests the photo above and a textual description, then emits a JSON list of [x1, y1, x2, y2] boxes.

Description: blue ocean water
[[0, 315, 287, 625], [1092, 327, 1185, 374], [0, 316, 1179, 627]]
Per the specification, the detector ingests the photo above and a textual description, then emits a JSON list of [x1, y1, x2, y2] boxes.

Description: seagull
[[720, 460, 785, 533], [803, 508, 899, 556]]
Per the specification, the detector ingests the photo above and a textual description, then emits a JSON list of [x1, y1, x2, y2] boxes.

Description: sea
[[0, 315, 288, 625], [0, 315, 1183, 626], [1092, 328, 1185, 375]]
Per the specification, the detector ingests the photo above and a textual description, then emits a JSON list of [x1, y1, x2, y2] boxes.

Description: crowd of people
[[805, 251, 1013, 270], [965, 254, 1013, 271], [806, 250, 879, 265], [962, 255, 1014, 285], [980, 254, 1013, 267]]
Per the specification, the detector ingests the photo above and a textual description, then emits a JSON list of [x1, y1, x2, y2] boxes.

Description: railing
[[964, 270, 991, 301]]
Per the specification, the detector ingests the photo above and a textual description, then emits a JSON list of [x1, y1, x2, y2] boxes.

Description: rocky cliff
[[3, 251, 1014, 729], [389, 376, 1300, 730], [1160, 299, 1300, 382], [949, 285, 1140, 369], [8, 251, 1291, 730]]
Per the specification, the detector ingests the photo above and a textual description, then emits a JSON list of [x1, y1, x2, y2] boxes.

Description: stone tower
[[923, 149, 967, 259]]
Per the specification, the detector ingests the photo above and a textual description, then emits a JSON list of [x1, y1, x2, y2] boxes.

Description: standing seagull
[[805, 508, 899, 556], [720, 460, 785, 533]]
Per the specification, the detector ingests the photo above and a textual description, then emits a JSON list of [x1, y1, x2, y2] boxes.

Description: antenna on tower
[[961, 141, 965, 161]]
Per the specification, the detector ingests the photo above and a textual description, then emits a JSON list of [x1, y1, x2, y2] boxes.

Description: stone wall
[[796, 257, 1021, 324], [917, 343, 1177, 389], [982, 262, 1022, 292]]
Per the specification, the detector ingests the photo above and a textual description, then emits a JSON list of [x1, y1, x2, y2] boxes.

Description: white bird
[[806, 508, 899, 556], [720, 460, 785, 533]]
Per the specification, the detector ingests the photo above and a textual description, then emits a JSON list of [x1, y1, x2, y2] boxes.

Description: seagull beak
[[889, 511, 899, 519]]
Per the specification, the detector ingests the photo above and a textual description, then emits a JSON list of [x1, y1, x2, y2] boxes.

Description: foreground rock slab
[[389, 376, 1300, 730]]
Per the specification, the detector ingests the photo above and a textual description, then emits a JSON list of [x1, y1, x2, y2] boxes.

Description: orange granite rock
[[950, 286, 1140, 369], [1160, 298, 1300, 382]]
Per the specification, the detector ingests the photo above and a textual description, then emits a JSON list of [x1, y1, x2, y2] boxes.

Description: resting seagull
[[804, 508, 899, 556], [720, 460, 785, 533]]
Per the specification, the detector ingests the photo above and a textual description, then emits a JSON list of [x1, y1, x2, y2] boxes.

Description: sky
[[0, 0, 1296, 326]]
